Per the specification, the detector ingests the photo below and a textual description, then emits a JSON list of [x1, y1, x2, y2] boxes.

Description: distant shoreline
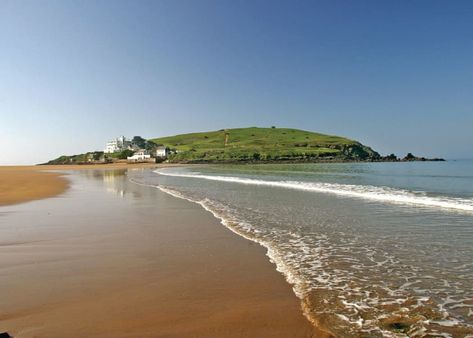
[[0, 158, 446, 206], [0, 163, 160, 206], [162, 157, 446, 165], [39, 156, 446, 167]]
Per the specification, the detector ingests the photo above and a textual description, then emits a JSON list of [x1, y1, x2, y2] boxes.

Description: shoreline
[[154, 184, 335, 337], [0, 163, 162, 206], [0, 168, 69, 206], [0, 168, 324, 337], [160, 156, 446, 164]]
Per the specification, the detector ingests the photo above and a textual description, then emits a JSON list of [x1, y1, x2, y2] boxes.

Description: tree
[[145, 140, 157, 151], [93, 152, 103, 160], [118, 149, 134, 159], [132, 136, 146, 149]]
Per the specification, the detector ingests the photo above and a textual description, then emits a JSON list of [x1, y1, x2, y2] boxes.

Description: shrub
[[118, 149, 134, 159]]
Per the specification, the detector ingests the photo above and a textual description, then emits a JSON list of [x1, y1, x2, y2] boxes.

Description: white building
[[127, 149, 152, 162], [155, 146, 169, 158], [104, 136, 131, 153]]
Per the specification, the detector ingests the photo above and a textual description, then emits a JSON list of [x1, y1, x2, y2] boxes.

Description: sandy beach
[[0, 167, 322, 337], [0, 167, 68, 207], [0, 164, 160, 206]]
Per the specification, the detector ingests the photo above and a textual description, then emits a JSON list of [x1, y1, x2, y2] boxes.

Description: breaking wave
[[154, 169, 473, 213], [129, 169, 473, 336]]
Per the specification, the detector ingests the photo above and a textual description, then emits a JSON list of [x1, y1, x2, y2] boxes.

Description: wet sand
[[0, 167, 68, 206], [0, 169, 320, 337], [0, 164, 158, 206]]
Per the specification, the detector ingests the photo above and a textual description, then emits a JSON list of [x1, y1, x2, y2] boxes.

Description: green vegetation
[[151, 127, 380, 163], [43, 134, 160, 165], [105, 149, 134, 160], [131, 136, 147, 149], [44, 148, 140, 164], [42, 128, 444, 165], [44, 151, 106, 165]]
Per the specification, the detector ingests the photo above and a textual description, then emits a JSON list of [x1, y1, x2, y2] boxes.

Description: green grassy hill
[[152, 127, 380, 162]]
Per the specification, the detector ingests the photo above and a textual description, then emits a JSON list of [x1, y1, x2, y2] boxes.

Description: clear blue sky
[[1, 0, 472, 164]]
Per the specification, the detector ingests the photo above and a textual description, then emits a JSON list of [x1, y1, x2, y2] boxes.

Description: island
[[43, 127, 445, 165]]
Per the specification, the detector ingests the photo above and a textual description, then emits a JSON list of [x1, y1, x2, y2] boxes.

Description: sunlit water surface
[[130, 161, 473, 337]]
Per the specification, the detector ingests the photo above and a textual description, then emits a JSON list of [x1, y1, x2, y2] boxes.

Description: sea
[[130, 160, 473, 337]]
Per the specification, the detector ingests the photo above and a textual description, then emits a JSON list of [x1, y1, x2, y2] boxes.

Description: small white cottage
[[155, 146, 169, 158], [127, 149, 151, 162]]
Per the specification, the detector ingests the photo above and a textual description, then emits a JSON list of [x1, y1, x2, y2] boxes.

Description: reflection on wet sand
[[0, 169, 315, 338]]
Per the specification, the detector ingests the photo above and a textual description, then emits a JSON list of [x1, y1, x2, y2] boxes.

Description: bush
[[118, 149, 134, 159], [132, 136, 146, 148]]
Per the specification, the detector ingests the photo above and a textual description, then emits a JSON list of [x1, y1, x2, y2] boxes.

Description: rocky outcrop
[[401, 153, 445, 161], [380, 153, 445, 162], [327, 143, 381, 160]]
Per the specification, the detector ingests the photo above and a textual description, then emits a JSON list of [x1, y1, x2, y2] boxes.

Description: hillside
[[44, 151, 105, 165], [152, 127, 380, 162]]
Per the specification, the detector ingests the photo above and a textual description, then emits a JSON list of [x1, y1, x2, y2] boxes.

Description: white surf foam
[[128, 177, 315, 325], [154, 169, 473, 213], [130, 174, 472, 336]]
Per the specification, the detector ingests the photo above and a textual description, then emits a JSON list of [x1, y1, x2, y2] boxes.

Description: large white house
[[104, 136, 131, 153]]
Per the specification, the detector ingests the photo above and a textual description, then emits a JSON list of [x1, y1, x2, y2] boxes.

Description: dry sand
[[0, 168, 326, 337], [0, 163, 158, 206], [0, 167, 68, 206]]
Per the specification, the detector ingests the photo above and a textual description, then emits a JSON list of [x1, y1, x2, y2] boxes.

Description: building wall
[[104, 136, 131, 153], [156, 148, 168, 157]]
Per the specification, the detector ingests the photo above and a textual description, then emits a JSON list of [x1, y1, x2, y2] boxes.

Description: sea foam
[[154, 169, 473, 213], [130, 171, 473, 336]]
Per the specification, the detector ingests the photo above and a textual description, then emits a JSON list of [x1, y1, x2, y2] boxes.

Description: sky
[[1, 0, 472, 164]]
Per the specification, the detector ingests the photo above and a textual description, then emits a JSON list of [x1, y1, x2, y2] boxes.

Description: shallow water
[[132, 161, 473, 337]]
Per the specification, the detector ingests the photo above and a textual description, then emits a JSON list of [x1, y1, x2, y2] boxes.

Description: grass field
[[152, 127, 379, 162]]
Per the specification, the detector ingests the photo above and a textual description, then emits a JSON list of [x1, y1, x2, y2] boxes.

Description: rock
[[400, 152, 446, 162], [403, 152, 416, 161], [0, 333, 12, 338]]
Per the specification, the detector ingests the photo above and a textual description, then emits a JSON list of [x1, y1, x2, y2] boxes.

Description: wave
[[154, 169, 473, 213], [130, 173, 473, 336]]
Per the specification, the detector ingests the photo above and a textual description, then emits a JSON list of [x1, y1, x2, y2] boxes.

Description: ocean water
[[131, 161, 473, 337]]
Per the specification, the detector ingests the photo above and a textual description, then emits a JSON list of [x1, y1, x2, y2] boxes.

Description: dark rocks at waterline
[[380, 153, 445, 162], [401, 153, 445, 162]]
